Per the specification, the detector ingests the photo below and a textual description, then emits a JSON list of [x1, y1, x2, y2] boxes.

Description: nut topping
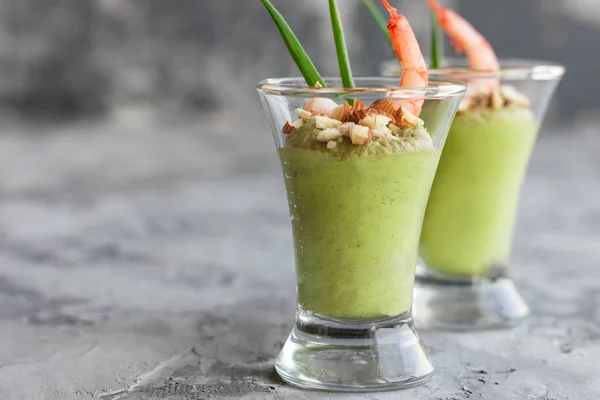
[[349, 124, 372, 145], [331, 102, 353, 122], [395, 106, 424, 129], [317, 128, 343, 142], [315, 115, 342, 130], [369, 99, 397, 116], [282, 118, 304, 135], [347, 109, 368, 125]]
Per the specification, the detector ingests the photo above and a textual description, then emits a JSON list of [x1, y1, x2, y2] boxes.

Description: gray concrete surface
[[0, 118, 599, 399]]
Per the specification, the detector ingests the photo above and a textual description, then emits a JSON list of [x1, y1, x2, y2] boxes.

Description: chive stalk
[[362, 0, 391, 45], [430, 12, 445, 69], [260, 0, 325, 87], [329, 0, 355, 89]]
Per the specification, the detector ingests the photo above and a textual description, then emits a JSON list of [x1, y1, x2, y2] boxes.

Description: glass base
[[275, 308, 434, 392], [413, 266, 530, 330]]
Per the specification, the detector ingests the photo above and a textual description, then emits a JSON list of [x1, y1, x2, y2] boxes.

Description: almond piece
[[490, 86, 504, 110], [474, 87, 491, 109], [315, 115, 342, 130], [339, 122, 355, 136], [458, 97, 473, 113], [395, 106, 424, 129], [369, 99, 397, 116], [500, 85, 530, 107], [359, 114, 393, 129], [372, 113, 394, 127], [352, 100, 366, 112], [372, 126, 391, 138], [330, 102, 353, 122], [296, 108, 313, 120], [347, 109, 368, 124], [393, 106, 404, 124], [350, 124, 372, 145], [326, 141, 338, 149], [367, 107, 395, 120], [282, 118, 303, 135], [317, 128, 343, 142]]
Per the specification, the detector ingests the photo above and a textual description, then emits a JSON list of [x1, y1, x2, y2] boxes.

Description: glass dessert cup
[[257, 77, 466, 391], [382, 59, 565, 330]]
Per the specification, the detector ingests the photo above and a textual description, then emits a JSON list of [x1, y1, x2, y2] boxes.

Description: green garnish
[[260, 0, 325, 87], [430, 12, 445, 69], [329, 0, 355, 89], [362, 0, 391, 45]]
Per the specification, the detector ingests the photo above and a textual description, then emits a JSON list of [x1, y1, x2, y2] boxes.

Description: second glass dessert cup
[[383, 59, 565, 330], [258, 77, 466, 391]]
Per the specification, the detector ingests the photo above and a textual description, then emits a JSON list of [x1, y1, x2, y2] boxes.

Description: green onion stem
[[329, 0, 355, 89], [362, 0, 391, 45], [430, 12, 445, 69], [260, 0, 325, 87]]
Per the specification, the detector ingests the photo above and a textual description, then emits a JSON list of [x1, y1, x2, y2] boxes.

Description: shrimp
[[427, 0, 499, 72], [380, 0, 428, 116], [303, 97, 338, 117]]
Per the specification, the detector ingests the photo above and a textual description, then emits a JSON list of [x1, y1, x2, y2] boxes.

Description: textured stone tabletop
[[0, 118, 598, 400]]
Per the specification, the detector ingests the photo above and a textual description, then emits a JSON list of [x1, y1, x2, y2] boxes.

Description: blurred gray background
[[0, 0, 595, 128]]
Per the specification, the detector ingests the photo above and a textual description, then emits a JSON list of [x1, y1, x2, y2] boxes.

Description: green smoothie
[[281, 119, 440, 320], [420, 106, 538, 277]]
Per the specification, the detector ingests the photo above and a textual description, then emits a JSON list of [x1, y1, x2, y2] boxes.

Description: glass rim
[[257, 77, 467, 100], [381, 58, 566, 81]]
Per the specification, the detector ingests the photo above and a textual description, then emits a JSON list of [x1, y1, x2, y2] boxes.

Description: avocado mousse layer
[[280, 99, 440, 319], [420, 85, 538, 277]]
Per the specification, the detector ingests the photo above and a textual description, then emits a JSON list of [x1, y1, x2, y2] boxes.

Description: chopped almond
[[315, 115, 342, 130], [350, 124, 372, 145], [317, 128, 343, 142], [367, 107, 396, 121], [330, 102, 353, 122], [371, 126, 391, 138], [282, 118, 303, 135], [347, 109, 368, 124], [326, 141, 337, 149], [490, 87, 504, 110], [457, 85, 530, 112], [339, 122, 355, 136], [359, 114, 393, 129], [369, 99, 397, 116], [500, 85, 530, 107], [458, 97, 472, 113], [295, 108, 313, 120], [352, 100, 366, 112], [395, 107, 424, 129]]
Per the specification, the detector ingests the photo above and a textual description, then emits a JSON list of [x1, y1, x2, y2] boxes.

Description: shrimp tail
[[380, 0, 397, 17], [426, 0, 499, 72], [380, 0, 428, 116], [426, 0, 443, 14]]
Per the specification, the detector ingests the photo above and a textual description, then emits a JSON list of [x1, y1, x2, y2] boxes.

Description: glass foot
[[275, 308, 434, 392], [413, 269, 529, 330]]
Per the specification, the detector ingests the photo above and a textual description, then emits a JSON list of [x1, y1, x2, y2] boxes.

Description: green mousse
[[420, 107, 538, 277], [281, 121, 440, 320]]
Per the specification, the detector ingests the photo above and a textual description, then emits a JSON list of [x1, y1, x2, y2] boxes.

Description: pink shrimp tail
[[426, 0, 443, 14], [380, 0, 428, 115], [380, 0, 397, 17], [426, 0, 499, 72]]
